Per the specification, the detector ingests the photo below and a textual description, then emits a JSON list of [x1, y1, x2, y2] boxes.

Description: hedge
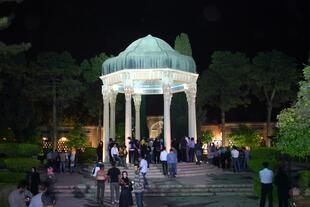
[[4, 158, 41, 172], [248, 147, 281, 200], [250, 147, 280, 160], [0, 143, 40, 157], [298, 171, 310, 194], [0, 171, 26, 183]]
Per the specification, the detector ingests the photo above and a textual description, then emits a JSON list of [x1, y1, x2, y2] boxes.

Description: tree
[[200, 51, 250, 145], [80, 52, 124, 142], [251, 50, 297, 145], [66, 125, 88, 150], [34, 51, 83, 150], [228, 125, 261, 149], [275, 66, 310, 158], [174, 33, 192, 57], [0, 53, 39, 141], [172, 33, 192, 140], [80, 53, 110, 122], [201, 130, 213, 144]]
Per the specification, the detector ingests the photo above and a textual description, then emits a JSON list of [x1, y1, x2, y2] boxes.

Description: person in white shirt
[[29, 182, 48, 207], [231, 146, 240, 172], [139, 156, 149, 188], [259, 162, 273, 207], [160, 147, 168, 175], [111, 143, 123, 166]]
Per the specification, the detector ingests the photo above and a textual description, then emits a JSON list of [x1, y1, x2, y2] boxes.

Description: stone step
[[54, 183, 253, 190], [53, 184, 254, 196], [54, 189, 255, 198]]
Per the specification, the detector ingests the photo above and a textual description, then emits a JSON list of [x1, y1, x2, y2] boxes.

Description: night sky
[[1, 0, 309, 122]]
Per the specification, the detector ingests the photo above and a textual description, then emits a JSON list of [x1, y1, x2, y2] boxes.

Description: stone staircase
[[53, 162, 255, 199]]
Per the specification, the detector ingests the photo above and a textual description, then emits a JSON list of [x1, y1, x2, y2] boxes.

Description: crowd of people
[[8, 148, 77, 207], [8, 168, 56, 207], [93, 161, 145, 207], [7, 135, 290, 207], [98, 136, 251, 176], [46, 148, 77, 174]]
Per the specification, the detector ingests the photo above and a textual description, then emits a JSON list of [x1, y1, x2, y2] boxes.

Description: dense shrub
[[228, 125, 261, 148], [298, 171, 310, 194], [0, 158, 5, 169], [78, 147, 97, 163], [248, 148, 280, 199], [250, 147, 280, 160], [4, 158, 41, 172], [0, 143, 40, 157], [0, 171, 26, 183]]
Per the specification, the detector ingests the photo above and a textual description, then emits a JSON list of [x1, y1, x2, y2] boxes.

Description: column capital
[[185, 83, 197, 103], [163, 84, 172, 104], [102, 86, 110, 101], [124, 87, 133, 101]]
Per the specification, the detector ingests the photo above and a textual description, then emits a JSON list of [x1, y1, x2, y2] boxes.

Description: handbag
[[129, 183, 133, 191]]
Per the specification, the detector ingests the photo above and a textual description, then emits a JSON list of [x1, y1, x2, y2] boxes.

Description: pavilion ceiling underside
[[100, 69, 198, 95]]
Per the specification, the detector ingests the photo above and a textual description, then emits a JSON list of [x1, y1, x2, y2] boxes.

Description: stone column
[[186, 83, 197, 141], [163, 84, 173, 151], [133, 94, 142, 141], [102, 86, 110, 162], [124, 87, 133, 163], [109, 92, 117, 139]]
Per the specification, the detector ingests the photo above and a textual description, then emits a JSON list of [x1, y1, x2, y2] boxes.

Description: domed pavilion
[[100, 35, 198, 162]]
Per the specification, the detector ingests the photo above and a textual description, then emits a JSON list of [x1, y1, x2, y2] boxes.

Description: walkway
[[51, 162, 259, 207]]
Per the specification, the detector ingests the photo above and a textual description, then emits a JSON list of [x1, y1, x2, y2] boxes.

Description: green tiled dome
[[102, 35, 196, 75]]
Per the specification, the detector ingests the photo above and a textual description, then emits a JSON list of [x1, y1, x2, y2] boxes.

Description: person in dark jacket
[[274, 166, 290, 207], [97, 141, 103, 162], [30, 167, 41, 195]]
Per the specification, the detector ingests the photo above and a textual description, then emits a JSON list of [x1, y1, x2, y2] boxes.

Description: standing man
[[188, 138, 195, 162], [231, 146, 240, 172], [133, 164, 145, 207], [160, 147, 168, 175], [119, 144, 128, 169], [107, 162, 121, 205], [180, 137, 187, 162], [8, 181, 32, 207], [129, 137, 136, 164], [111, 143, 123, 166], [153, 138, 161, 164], [139, 156, 148, 188], [108, 138, 115, 163], [259, 162, 273, 207], [167, 149, 177, 178], [59, 150, 67, 173], [96, 164, 107, 205]]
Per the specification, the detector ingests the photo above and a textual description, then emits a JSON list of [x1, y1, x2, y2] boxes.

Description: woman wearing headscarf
[[119, 171, 133, 207]]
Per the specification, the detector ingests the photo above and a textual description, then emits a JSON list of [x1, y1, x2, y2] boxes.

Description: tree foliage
[[80, 53, 110, 123], [275, 66, 310, 158], [174, 33, 192, 57], [0, 53, 38, 141], [251, 50, 298, 140], [66, 125, 88, 150], [201, 130, 213, 144], [33, 51, 83, 149], [172, 33, 192, 140], [200, 51, 250, 145], [228, 125, 261, 148]]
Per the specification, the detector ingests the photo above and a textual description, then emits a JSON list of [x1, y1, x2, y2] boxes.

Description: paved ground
[[51, 163, 259, 207], [56, 195, 260, 207]]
